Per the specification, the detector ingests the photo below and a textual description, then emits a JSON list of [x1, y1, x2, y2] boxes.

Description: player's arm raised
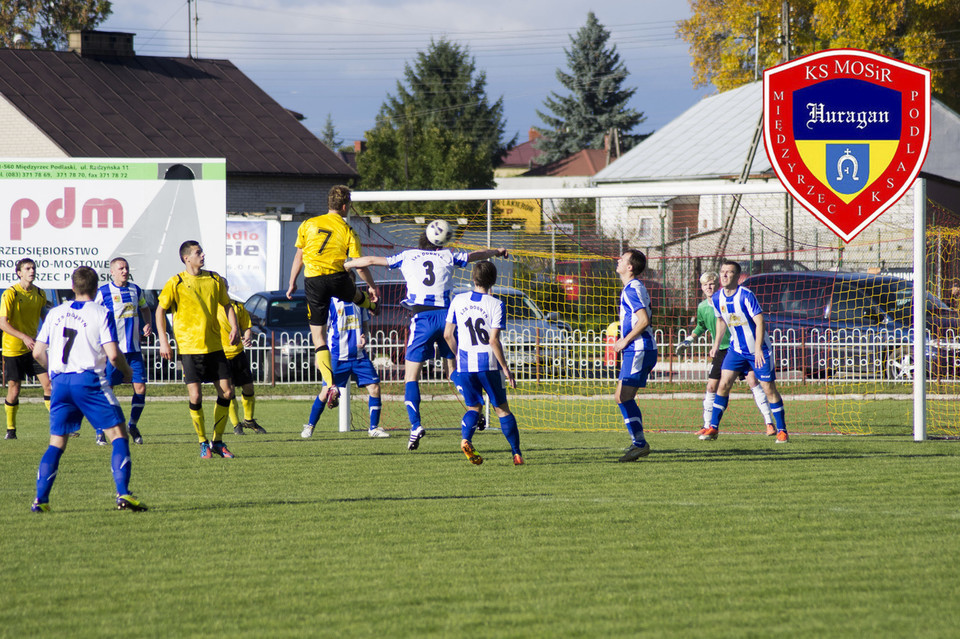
[[343, 255, 388, 270], [466, 248, 508, 262]]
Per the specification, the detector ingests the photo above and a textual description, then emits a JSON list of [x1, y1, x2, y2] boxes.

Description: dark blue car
[[742, 271, 960, 380]]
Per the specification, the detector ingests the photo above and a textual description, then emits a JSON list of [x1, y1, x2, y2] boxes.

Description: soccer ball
[[425, 219, 454, 246]]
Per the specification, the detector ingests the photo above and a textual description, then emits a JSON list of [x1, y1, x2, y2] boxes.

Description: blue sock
[[461, 410, 480, 441], [711, 394, 729, 428], [111, 437, 132, 495], [404, 381, 421, 429], [770, 400, 787, 432], [36, 445, 65, 503], [617, 400, 645, 446], [499, 413, 522, 455], [369, 396, 382, 429], [308, 393, 325, 426], [129, 393, 145, 426]]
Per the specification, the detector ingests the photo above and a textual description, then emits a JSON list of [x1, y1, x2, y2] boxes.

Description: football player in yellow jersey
[[0, 258, 52, 440], [217, 280, 266, 436], [286, 185, 379, 408], [156, 241, 241, 459]]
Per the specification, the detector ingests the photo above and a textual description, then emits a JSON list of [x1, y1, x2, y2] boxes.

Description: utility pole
[[781, 1, 791, 63], [187, 0, 192, 58], [754, 12, 761, 81], [193, 0, 200, 58]]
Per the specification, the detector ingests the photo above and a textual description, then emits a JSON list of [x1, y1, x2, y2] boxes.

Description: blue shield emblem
[[826, 144, 869, 195]]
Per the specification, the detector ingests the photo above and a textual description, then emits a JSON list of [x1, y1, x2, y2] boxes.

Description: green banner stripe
[[0, 161, 225, 180]]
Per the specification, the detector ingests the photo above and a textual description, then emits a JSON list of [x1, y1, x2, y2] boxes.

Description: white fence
[[129, 326, 948, 386]]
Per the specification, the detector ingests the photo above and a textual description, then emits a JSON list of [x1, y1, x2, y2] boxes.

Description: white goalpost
[[333, 181, 933, 438]]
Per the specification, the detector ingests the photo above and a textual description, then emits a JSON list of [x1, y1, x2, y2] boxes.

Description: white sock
[[752, 385, 773, 424], [703, 392, 716, 429]]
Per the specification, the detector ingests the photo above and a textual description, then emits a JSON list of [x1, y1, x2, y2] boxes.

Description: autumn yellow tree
[[678, 0, 960, 110]]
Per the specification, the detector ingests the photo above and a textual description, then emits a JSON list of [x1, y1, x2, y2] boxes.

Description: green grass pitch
[[1, 397, 958, 638]]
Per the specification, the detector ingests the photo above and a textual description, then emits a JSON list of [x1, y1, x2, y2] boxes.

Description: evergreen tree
[[1, 0, 112, 50], [534, 12, 645, 165], [363, 37, 514, 191], [319, 114, 343, 151]]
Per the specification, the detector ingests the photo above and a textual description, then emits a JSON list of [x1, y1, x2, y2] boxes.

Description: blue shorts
[[405, 309, 453, 363], [49, 371, 125, 436], [459, 369, 508, 408], [722, 349, 776, 383], [619, 349, 657, 387], [332, 357, 380, 388], [106, 351, 146, 386]]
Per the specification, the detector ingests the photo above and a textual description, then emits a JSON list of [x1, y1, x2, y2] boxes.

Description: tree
[[534, 12, 646, 165], [357, 111, 491, 217], [319, 114, 343, 152], [362, 37, 513, 193], [1, 1, 112, 50], [678, 0, 960, 111]]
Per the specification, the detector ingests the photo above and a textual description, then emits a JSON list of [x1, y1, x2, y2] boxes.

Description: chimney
[[528, 128, 542, 142], [354, 140, 367, 153], [67, 31, 135, 57]]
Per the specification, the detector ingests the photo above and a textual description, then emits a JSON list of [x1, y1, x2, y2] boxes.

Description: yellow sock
[[356, 290, 375, 310], [189, 406, 207, 442], [213, 399, 230, 440], [228, 398, 241, 426], [315, 347, 334, 387], [241, 394, 255, 421], [5, 402, 17, 430]]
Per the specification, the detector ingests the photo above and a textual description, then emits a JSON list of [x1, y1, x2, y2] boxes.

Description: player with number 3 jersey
[[344, 224, 508, 452]]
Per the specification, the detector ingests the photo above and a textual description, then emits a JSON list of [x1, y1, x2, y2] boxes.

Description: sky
[[99, 0, 712, 147]]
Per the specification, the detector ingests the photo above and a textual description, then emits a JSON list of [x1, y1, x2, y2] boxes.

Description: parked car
[[742, 271, 960, 379], [245, 283, 415, 381], [244, 290, 313, 381], [737, 259, 810, 284], [451, 285, 572, 371]]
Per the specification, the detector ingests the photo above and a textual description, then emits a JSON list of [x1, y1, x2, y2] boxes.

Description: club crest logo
[[763, 49, 930, 242]]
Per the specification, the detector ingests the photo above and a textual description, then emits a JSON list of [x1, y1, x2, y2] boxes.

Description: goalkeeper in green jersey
[[676, 271, 775, 437]]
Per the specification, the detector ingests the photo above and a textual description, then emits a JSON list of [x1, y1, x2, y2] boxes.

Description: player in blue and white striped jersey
[[301, 293, 389, 439], [94, 257, 152, 445], [344, 229, 507, 452], [31, 266, 146, 512], [613, 249, 658, 462], [444, 260, 523, 466], [704, 259, 789, 442]]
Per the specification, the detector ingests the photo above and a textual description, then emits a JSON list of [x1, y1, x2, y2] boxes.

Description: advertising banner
[[225, 218, 282, 302], [763, 49, 931, 243], [0, 159, 226, 287]]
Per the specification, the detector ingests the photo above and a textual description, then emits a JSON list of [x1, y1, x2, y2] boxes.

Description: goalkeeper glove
[[675, 339, 692, 355]]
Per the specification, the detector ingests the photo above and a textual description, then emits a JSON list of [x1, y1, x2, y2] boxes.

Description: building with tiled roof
[[0, 30, 355, 216]]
